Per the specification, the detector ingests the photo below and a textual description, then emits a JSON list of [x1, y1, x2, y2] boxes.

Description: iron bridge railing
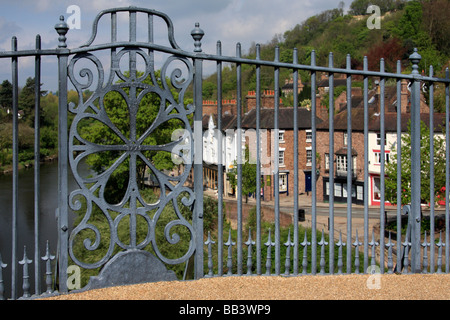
[[0, 6, 448, 300]]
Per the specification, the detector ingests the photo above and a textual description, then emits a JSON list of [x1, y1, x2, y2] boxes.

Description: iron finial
[[409, 48, 421, 75], [191, 22, 204, 53], [55, 15, 69, 48]]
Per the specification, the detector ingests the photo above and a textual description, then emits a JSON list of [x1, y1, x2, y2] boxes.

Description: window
[[306, 148, 312, 166], [278, 130, 285, 142], [373, 177, 381, 200], [306, 130, 312, 143], [336, 155, 347, 172], [374, 151, 390, 164], [334, 183, 342, 197], [336, 155, 357, 175], [344, 132, 348, 146], [376, 133, 386, 145], [357, 185, 364, 201], [279, 149, 285, 166], [325, 153, 330, 170], [279, 173, 288, 192]]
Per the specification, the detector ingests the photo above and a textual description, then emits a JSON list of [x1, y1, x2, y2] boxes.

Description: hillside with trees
[[199, 0, 449, 108]]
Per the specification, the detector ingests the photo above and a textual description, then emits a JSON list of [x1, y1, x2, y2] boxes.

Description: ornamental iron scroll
[[66, 8, 196, 278]]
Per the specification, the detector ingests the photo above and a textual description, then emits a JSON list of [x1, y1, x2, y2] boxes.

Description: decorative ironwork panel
[[66, 8, 196, 276]]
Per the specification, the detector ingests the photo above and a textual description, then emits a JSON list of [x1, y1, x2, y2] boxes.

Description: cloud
[[0, 0, 343, 90], [0, 17, 22, 50]]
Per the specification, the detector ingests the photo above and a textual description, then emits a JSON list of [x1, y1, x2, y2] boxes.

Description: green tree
[[385, 120, 446, 205], [18, 77, 47, 126], [227, 146, 259, 203], [79, 71, 189, 203], [0, 80, 13, 110]]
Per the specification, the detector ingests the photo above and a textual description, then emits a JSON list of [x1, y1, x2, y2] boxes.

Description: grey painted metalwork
[[284, 229, 294, 275], [205, 231, 214, 277], [410, 49, 422, 273], [246, 228, 255, 275], [236, 43, 243, 276], [292, 48, 299, 276], [225, 229, 235, 275], [353, 230, 362, 274], [41, 241, 55, 294], [310, 50, 317, 275], [328, 52, 335, 275], [256, 44, 263, 276], [0, 254, 7, 299], [0, 5, 449, 299], [34, 34, 42, 296], [336, 231, 345, 274], [265, 228, 275, 275], [346, 54, 353, 275], [19, 246, 32, 298], [216, 41, 224, 277]]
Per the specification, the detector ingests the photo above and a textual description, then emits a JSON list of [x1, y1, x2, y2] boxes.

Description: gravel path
[[42, 273, 450, 300]]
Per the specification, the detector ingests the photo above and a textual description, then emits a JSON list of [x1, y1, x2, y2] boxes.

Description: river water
[[0, 161, 82, 299]]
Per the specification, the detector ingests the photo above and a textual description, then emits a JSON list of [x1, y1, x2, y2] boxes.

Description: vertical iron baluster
[[19, 246, 32, 298], [363, 56, 369, 273], [396, 61, 403, 273], [147, 13, 154, 65], [445, 67, 450, 273], [301, 232, 310, 275], [402, 234, 411, 273], [284, 229, 294, 276], [428, 65, 435, 274], [236, 42, 243, 276], [318, 229, 328, 275], [422, 231, 430, 274], [436, 231, 444, 274], [0, 254, 7, 300], [409, 49, 422, 273], [129, 9, 136, 42], [264, 228, 275, 275], [353, 229, 362, 274], [245, 228, 255, 275], [328, 52, 335, 275], [34, 34, 42, 296], [386, 231, 394, 274], [111, 11, 117, 42], [216, 40, 224, 277], [41, 241, 55, 294], [293, 48, 299, 276], [191, 22, 205, 279], [205, 232, 215, 277], [225, 229, 235, 276], [274, 46, 280, 275], [369, 228, 379, 269], [255, 44, 262, 275], [11, 35, 19, 300], [55, 15, 70, 293], [336, 230, 345, 274], [345, 54, 352, 274], [310, 50, 317, 275], [379, 59, 386, 274]]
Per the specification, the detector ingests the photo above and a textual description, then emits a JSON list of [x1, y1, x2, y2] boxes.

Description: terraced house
[[316, 78, 445, 206], [202, 90, 323, 201]]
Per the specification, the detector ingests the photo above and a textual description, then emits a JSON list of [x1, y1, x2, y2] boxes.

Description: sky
[[0, 0, 348, 91]]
